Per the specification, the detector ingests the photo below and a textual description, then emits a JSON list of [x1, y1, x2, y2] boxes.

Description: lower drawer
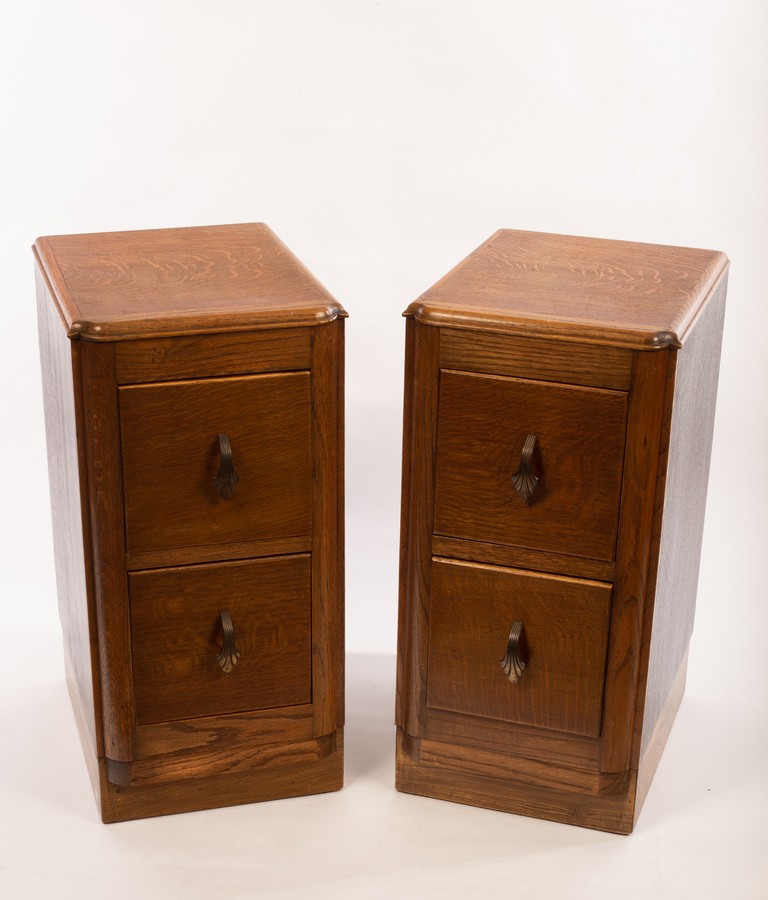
[[427, 558, 612, 737], [129, 554, 312, 725]]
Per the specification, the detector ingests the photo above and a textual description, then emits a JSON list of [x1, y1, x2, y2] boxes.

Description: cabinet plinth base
[[98, 730, 344, 823], [395, 729, 634, 834]]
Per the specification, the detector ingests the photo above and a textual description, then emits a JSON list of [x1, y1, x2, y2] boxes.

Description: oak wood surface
[[427, 559, 612, 737], [431, 535, 614, 582], [115, 328, 311, 384], [136, 705, 314, 758], [109, 735, 337, 788], [406, 229, 728, 349], [414, 736, 624, 795], [80, 341, 135, 763], [38, 265, 105, 805], [635, 274, 727, 765], [425, 708, 600, 770], [396, 730, 634, 834], [129, 555, 312, 725], [36, 224, 345, 821], [396, 229, 727, 833], [598, 349, 671, 774], [310, 320, 346, 736], [440, 328, 633, 390], [125, 534, 311, 571], [34, 223, 347, 341], [633, 650, 688, 826], [434, 370, 627, 561], [100, 731, 343, 823], [395, 321, 440, 738], [119, 372, 311, 555]]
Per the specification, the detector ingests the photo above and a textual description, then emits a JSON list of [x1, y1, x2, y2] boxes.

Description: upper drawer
[[427, 558, 612, 738], [434, 370, 627, 561], [120, 372, 311, 555], [130, 554, 311, 725]]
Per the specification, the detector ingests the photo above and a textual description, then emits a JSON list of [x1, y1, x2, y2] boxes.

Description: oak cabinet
[[396, 229, 727, 833], [36, 223, 345, 822]]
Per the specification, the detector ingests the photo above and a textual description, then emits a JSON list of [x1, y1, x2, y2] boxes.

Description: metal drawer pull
[[214, 432, 240, 500], [216, 610, 241, 674], [511, 433, 539, 503], [500, 621, 527, 684]]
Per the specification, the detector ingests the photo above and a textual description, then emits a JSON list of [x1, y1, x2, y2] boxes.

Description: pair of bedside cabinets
[[36, 224, 728, 833]]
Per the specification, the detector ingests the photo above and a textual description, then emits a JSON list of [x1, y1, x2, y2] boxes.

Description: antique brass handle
[[511, 433, 539, 503], [216, 610, 241, 674], [214, 432, 240, 500], [500, 621, 527, 684]]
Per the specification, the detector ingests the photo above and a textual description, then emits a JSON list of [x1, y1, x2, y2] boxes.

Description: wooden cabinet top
[[34, 223, 347, 341], [405, 229, 727, 349]]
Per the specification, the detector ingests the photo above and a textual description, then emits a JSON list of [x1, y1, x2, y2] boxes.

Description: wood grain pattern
[[36, 225, 345, 821], [396, 730, 634, 834], [434, 370, 627, 561], [425, 708, 599, 770], [309, 320, 346, 736], [110, 728, 335, 788], [440, 328, 632, 390], [100, 731, 343, 823], [136, 705, 314, 758], [396, 229, 727, 833], [414, 736, 616, 795], [79, 341, 135, 763], [125, 534, 311, 571], [599, 350, 671, 774], [119, 372, 311, 554], [395, 320, 440, 737], [34, 223, 347, 341], [406, 229, 728, 349], [129, 555, 312, 725], [633, 650, 688, 825], [37, 263, 104, 803], [427, 559, 612, 737], [115, 328, 311, 384], [631, 273, 726, 807], [431, 535, 614, 582]]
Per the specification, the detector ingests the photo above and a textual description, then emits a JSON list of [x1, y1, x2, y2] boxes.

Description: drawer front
[[427, 558, 612, 737], [130, 555, 311, 725], [120, 372, 311, 554], [434, 370, 627, 561]]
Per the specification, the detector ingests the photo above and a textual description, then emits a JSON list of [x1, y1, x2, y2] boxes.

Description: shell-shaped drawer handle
[[500, 621, 527, 684], [214, 433, 240, 500], [216, 610, 241, 674], [511, 434, 539, 503]]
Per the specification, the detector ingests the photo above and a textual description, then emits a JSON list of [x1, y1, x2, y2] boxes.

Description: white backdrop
[[1, 2, 766, 897]]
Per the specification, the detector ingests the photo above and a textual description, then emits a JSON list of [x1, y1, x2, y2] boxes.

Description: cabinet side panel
[[638, 276, 727, 763], [36, 263, 103, 798]]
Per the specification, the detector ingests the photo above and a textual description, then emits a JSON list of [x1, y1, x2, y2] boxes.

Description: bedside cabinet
[[35, 224, 346, 822], [396, 229, 728, 833]]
